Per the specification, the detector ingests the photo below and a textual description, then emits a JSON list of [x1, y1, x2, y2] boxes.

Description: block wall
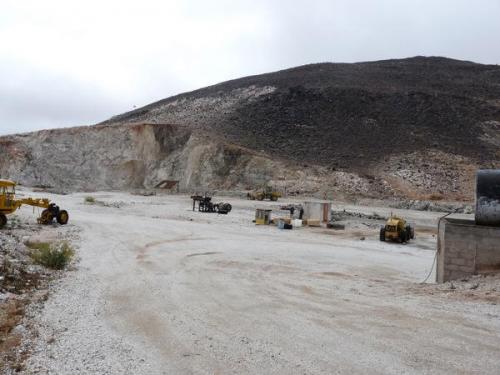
[[436, 218, 500, 283]]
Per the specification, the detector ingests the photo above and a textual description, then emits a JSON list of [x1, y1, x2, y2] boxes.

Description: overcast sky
[[1, 0, 499, 135]]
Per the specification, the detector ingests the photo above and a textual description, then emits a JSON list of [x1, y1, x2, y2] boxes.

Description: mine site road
[[18, 191, 500, 375]]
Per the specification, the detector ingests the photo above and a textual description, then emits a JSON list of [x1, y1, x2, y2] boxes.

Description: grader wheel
[[379, 228, 386, 241], [57, 210, 69, 225], [38, 209, 53, 225], [0, 214, 7, 229]]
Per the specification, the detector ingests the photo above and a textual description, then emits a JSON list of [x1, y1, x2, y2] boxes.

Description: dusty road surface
[[11, 190, 499, 374]]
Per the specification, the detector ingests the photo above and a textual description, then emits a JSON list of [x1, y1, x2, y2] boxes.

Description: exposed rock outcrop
[[0, 124, 290, 191]]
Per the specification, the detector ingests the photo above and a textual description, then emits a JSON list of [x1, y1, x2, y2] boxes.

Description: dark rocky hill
[[105, 56, 500, 172], [2, 57, 499, 200]]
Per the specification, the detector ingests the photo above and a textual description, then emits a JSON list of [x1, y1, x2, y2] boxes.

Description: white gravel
[[12, 191, 500, 374]]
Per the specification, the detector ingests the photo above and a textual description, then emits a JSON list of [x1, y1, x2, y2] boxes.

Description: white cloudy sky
[[1, 0, 499, 135]]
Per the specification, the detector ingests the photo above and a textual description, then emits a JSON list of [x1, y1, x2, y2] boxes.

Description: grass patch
[[28, 241, 74, 270], [84, 196, 96, 204]]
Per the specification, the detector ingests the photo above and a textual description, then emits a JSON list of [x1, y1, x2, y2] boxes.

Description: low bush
[[28, 241, 74, 270], [84, 196, 96, 204]]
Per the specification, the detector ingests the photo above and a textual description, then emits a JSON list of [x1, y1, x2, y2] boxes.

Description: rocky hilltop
[[1, 57, 500, 199]]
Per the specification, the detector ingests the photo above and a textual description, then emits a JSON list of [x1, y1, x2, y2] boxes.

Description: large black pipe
[[475, 169, 500, 226]]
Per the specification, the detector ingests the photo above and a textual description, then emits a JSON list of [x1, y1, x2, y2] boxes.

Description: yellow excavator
[[0, 179, 69, 228]]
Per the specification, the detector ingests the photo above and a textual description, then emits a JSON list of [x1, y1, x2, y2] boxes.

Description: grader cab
[[0, 179, 69, 228]]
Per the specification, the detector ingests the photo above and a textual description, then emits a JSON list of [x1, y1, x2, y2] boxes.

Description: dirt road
[[15, 191, 500, 374]]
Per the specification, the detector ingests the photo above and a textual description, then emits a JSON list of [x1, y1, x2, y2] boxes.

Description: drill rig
[[0, 179, 69, 228]]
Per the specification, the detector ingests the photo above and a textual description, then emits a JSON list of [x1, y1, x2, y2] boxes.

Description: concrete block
[[449, 258, 472, 267], [479, 239, 498, 249], [447, 264, 474, 272], [478, 255, 500, 265], [455, 252, 475, 261], [464, 243, 478, 252], [448, 271, 465, 280], [458, 265, 475, 272], [446, 245, 463, 254], [448, 239, 462, 246], [477, 249, 500, 258]]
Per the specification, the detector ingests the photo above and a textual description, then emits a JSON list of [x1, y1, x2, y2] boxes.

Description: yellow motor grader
[[0, 179, 69, 228]]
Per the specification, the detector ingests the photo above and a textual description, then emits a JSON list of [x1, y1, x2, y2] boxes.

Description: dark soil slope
[[104, 56, 500, 172]]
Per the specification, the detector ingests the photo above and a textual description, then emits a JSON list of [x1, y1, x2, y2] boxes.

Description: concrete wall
[[303, 201, 332, 223], [437, 217, 500, 283]]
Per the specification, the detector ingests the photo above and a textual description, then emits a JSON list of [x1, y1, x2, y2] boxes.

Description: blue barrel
[[475, 170, 500, 226], [277, 220, 285, 229]]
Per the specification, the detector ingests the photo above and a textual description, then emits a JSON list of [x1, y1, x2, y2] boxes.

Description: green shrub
[[28, 241, 74, 270], [84, 196, 96, 204]]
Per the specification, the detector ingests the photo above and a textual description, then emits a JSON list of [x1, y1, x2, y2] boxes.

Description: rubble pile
[[390, 200, 474, 214], [0, 221, 71, 373]]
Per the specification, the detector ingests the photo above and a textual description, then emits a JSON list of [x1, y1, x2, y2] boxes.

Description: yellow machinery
[[380, 216, 414, 243], [0, 179, 69, 228], [255, 208, 272, 225], [247, 186, 282, 201]]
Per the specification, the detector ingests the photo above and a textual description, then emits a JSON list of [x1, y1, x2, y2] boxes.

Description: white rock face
[[0, 123, 285, 192]]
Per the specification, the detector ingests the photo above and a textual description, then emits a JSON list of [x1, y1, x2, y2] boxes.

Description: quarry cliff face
[[0, 122, 390, 198], [0, 123, 290, 192]]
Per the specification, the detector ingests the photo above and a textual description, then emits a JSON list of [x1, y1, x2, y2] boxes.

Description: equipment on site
[[379, 216, 414, 243], [247, 186, 282, 201], [191, 195, 232, 214], [276, 218, 293, 229], [255, 208, 272, 225], [154, 180, 179, 192], [0, 179, 69, 228], [280, 204, 304, 219], [475, 169, 500, 226]]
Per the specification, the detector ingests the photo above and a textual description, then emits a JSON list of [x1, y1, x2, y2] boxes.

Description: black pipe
[[475, 169, 500, 226]]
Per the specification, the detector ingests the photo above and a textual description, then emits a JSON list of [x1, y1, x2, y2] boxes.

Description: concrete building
[[303, 201, 332, 224], [437, 215, 500, 283], [436, 170, 500, 283], [255, 208, 272, 225]]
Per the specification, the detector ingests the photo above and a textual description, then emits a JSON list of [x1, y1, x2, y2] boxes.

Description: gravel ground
[[9, 190, 499, 374]]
